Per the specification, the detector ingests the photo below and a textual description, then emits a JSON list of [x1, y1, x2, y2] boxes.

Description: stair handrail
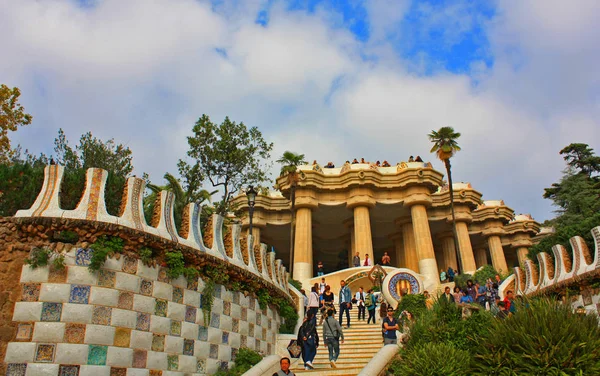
[[357, 344, 400, 376]]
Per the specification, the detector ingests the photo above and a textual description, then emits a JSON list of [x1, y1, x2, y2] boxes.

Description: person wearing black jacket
[[297, 312, 319, 370]]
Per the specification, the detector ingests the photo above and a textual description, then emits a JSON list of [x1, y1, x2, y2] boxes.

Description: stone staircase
[[291, 313, 384, 376]]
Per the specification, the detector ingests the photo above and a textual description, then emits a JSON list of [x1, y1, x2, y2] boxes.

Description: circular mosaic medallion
[[388, 272, 422, 300]]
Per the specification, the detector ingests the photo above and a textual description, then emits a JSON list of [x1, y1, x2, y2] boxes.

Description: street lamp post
[[246, 186, 257, 247]]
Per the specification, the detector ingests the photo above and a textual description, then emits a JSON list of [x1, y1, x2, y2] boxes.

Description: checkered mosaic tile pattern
[[6, 249, 281, 375]]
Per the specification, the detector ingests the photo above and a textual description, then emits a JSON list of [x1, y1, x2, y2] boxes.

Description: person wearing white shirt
[[363, 254, 373, 267], [355, 287, 366, 321]]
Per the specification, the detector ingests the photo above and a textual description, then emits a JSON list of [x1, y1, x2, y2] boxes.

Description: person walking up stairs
[[291, 308, 384, 375]]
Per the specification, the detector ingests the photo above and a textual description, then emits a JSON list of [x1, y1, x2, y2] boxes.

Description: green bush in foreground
[[389, 342, 471, 376], [214, 347, 262, 376], [472, 298, 600, 375]]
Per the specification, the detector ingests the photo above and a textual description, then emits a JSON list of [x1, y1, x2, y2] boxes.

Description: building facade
[[233, 160, 540, 289]]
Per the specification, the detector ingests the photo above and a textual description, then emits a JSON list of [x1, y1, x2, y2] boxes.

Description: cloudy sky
[[2, 0, 599, 222]]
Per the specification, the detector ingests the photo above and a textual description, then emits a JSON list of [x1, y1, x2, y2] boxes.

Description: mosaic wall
[[5, 249, 281, 375]]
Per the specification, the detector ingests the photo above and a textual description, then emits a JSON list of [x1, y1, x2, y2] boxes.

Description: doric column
[[410, 204, 439, 287], [293, 207, 313, 282], [455, 221, 477, 274], [439, 233, 458, 271], [353, 205, 374, 259], [390, 233, 404, 268], [487, 235, 508, 274], [474, 248, 488, 268], [517, 247, 529, 266], [398, 220, 419, 271]]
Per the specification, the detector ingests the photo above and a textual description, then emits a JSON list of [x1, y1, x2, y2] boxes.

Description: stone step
[[292, 367, 363, 376]]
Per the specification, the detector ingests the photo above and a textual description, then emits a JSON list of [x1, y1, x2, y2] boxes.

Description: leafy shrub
[[453, 273, 473, 290], [394, 293, 427, 320], [25, 247, 51, 269], [165, 251, 186, 279], [89, 235, 124, 271], [473, 265, 498, 285], [472, 298, 600, 375], [213, 347, 262, 375], [389, 342, 471, 376], [139, 247, 154, 266], [288, 278, 302, 291], [52, 230, 79, 244]]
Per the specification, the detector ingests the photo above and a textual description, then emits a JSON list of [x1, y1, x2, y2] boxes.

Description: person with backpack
[[297, 312, 319, 370], [323, 309, 344, 368], [365, 288, 377, 324], [447, 266, 455, 282]]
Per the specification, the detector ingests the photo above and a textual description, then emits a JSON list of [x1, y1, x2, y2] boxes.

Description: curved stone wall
[[1, 165, 298, 375]]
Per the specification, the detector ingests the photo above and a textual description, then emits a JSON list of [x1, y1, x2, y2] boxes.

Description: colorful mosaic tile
[[214, 284, 222, 299], [48, 266, 68, 283], [185, 306, 196, 323], [35, 343, 55, 362], [167, 354, 178, 371], [268, 318, 272, 330], [6, 363, 27, 376], [256, 312, 261, 325], [198, 326, 208, 341], [220, 361, 228, 371], [232, 291, 240, 305], [241, 335, 247, 348], [209, 344, 219, 359], [157, 268, 169, 283], [231, 348, 238, 362], [155, 299, 167, 317], [92, 306, 112, 325], [196, 359, 206, 373], [133, 349, 147, 368], [183, 339, 194, 356], [110, 367, 127, 376], [58, 365, 80, 376], [249, 297, 255, 310], [151, 334, 165, 352], [122, 257, 138, 274], [268, 343, 273, 354], [15, 323, 33, 341], [262, 328, 267, 340], [149, 370, 162, 376], [222, 331, 229, 344], [232, 318, 239, 332], [210, 313, 220, 328], [21, 283, 41, 302], [64, 323, 86, 344], [118, 291, 134, 310], [76, 248, 93, 266], [98, 270, 116, 288], [88, 345, 108, 366], [69, 285, 91, 304], [140, 279, 153, 296], [241, 307, 247, 321], [262, 306, 267, 315], [172, 287, 183, 304], [187, 278, 198, 291], [136, 312, 150, 331], [41, 302, 62, 322], [249, 322, 255, 335], [223, 301, 231, 316], [114, 327, 131, 347], [170, 321, 181, 336]]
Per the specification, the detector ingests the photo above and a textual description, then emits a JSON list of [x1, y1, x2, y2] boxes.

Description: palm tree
[[276, 151, 307, 275], [428, 127, 463, 273], [144, 172, 217, 230]]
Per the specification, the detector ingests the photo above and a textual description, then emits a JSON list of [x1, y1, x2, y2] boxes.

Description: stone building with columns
[[232, 161, 540, 289]]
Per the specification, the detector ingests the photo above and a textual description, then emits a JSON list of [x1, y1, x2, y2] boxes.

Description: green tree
[[53, 129, 134, 215], [0, 149, 48, 216], [143, 172, 216, 230], [529, 143, 600, 261], [277, 151, 306, 274], [429, 127, 462, 272], [0, 85, 33, 163], [178, 114, 273, 215]]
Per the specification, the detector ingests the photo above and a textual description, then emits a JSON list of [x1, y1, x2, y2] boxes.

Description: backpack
[[365, 294, 373, 307]]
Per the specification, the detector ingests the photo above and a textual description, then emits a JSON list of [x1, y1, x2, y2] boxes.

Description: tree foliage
[[0, 85, 32, 163], [178, 115, 273, 214], [276, 150, 306, 177], [0, 150, 48, 216], [529, 143, 600, 262]]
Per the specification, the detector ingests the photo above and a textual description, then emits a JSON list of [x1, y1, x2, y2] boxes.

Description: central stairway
[[291, 313, 385, 376]]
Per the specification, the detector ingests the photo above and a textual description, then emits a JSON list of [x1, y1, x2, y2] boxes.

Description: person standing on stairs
[[383, 307, 400, 345], [323, 308, 344, 368], [272, 357, 295, 376], [365, 288, 377, 324], [297, 312, 319, 370], [339, 280, 352, 328], [355, 286, 366, 321]]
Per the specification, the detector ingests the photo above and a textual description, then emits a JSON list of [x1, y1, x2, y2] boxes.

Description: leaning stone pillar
[[487, 235, 508, 274], [293, 207, 313, 283], [517, 247, 529, 267], [455, 221, 477, 274], [474, 248, 488, 268]]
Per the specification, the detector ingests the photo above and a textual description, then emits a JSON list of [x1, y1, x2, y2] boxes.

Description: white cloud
[[1, 0, 598, 223]]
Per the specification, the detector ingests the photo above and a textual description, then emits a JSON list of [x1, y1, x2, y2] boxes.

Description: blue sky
[[2, 0, 600, 223]]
